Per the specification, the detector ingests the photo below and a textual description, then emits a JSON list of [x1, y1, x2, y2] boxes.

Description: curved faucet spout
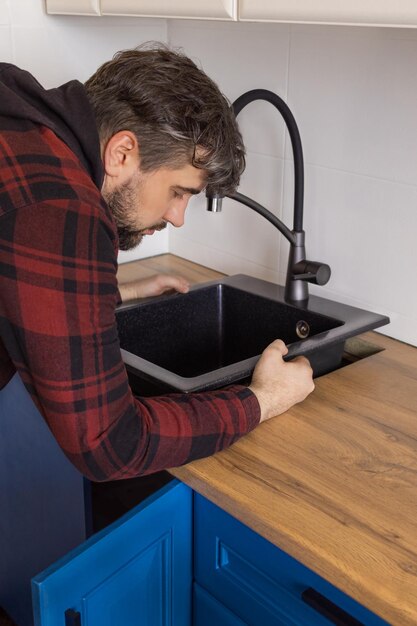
[[206, 88, 330, 304], [232, 89, 304, 233]]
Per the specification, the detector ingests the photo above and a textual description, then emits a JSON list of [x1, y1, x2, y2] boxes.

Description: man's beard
[[103, 177, 166, 251]]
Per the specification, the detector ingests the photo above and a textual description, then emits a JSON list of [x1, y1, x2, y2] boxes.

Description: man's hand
[[249, 339, 315, 422], [119, 274, 190, 302]]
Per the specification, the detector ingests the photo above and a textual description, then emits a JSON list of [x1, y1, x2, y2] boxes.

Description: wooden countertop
[[119, 254, 417, 626]]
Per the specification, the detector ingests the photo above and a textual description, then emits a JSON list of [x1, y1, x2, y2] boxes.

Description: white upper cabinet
[[45, 0, 417, 26], [239, 0, 417, 27], [101, 0, 236, 20], [45, 0, 237, 20], [46, 0, 100, 15]]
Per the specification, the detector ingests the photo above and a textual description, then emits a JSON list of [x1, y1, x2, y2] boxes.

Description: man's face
[[102, 162, 206, 251]]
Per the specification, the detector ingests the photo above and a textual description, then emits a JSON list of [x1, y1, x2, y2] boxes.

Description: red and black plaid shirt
[[0, 68, 260, 481]]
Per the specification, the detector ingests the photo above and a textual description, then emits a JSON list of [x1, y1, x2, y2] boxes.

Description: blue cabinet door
[[32, 480, 192, 626], [194, 494, 390, 626], [193, 584, 248, 626]]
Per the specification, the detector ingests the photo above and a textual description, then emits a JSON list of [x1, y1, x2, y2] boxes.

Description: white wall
[[167, 20, 417, 346], [0, 0, 170, 262]]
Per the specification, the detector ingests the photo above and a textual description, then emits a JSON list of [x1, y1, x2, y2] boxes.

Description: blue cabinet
[[32, 481, 389, 626], [32, 480, 192, 626], [0, 374, 88, 626]]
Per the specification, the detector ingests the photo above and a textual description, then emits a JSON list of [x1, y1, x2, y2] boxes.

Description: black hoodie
[[0, 63, 104, 189]]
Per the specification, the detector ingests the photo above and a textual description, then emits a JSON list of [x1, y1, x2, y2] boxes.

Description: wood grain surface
[[117, 253, 224, 286], [119, 255, 417, 626]]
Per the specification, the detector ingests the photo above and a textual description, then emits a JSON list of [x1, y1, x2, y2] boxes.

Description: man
[[0, 45, 314, 482]]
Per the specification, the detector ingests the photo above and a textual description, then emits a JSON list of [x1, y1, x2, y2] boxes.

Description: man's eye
[[173, 190, 184, 199]]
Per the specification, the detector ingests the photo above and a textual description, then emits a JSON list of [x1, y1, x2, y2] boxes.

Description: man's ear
[[102, 130, 139, 183]]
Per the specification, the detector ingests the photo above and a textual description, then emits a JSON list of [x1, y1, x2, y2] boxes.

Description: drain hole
[[296, 320, 310, 339]]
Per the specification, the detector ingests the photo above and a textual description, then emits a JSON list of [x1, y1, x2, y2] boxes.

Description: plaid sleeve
[[0, 201, 260, 481]]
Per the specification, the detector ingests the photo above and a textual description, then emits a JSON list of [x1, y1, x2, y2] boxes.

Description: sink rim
[[117, 274, 390, 392]]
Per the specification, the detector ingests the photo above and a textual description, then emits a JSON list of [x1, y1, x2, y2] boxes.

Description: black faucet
[[206, 88, 331, 304]]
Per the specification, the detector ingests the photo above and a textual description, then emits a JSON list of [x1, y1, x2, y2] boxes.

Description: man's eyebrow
[[175, 185, 205, 195]]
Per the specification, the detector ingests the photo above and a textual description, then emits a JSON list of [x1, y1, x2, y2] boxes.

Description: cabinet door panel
[[46, 0, 100, 15], [194, 494, 389, 626], [101, 0, 236, 20], [239, 0, 417, 27], [32, 481, 192, 626], [194, 584, 248, 626]]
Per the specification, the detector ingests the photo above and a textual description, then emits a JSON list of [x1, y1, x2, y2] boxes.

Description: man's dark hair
[[84, 43, 245, 194]]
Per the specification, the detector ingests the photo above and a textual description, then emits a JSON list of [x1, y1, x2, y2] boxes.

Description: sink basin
[[116, 274, 390, 394]]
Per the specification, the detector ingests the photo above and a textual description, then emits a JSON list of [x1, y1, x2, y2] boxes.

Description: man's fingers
[[118, 274, 190, 302], [158, 274, 190, 293], [291, 355, 312, 367], [265, 339, 288, 357]]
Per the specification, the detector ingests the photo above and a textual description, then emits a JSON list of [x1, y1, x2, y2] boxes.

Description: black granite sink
[[116, 275, 389, 394]]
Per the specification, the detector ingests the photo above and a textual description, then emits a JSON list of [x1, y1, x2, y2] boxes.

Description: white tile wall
[[0, 0, 10, 59], [12, 14, 167, 86], [287, 25, 417, 185], [0, 0, 9, 24], [168, 20, 417, 346], [2, 0, 169, 261], [0, 26, 12, 61]]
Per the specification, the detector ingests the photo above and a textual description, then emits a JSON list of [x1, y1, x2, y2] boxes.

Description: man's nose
[[163, 200, 188, 227]]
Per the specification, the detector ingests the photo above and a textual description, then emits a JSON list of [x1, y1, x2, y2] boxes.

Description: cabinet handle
[[301, 587, 365, 626], [65, 609, 81, 626]]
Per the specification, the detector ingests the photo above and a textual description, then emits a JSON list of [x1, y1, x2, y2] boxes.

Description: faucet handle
[[292, 260, 331, 286]]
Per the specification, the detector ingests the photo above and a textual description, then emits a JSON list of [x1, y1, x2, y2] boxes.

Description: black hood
[[0, 63, 104, 189]]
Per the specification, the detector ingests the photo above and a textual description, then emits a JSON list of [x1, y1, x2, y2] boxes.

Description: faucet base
[[285, 230, 309, 303]]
